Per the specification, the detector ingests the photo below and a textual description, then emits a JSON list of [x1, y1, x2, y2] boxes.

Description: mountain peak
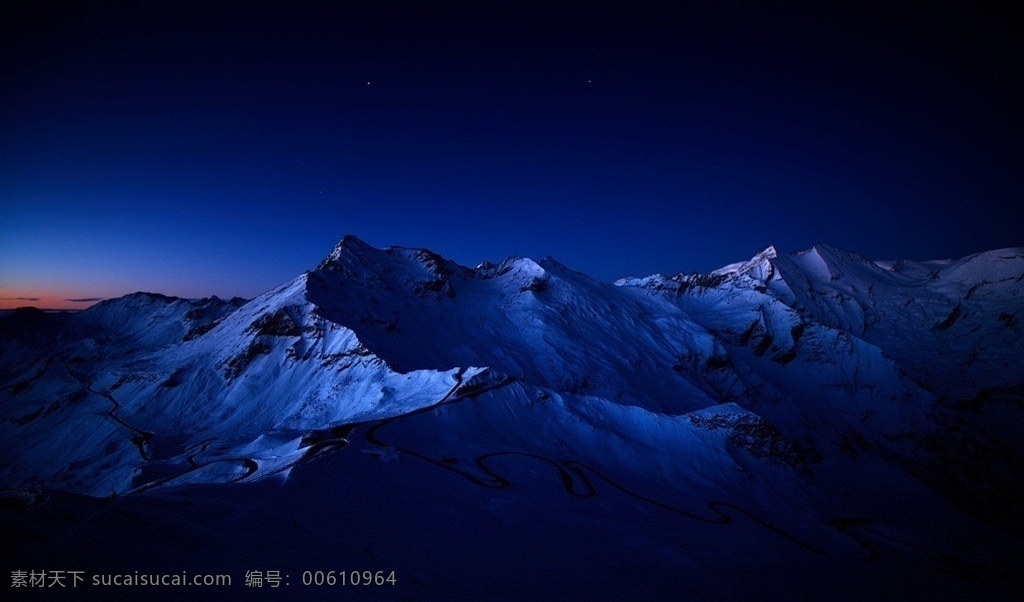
[[335, 234, 374, 253], [317, 234, 378, 270], [709, 245, 779, 279]]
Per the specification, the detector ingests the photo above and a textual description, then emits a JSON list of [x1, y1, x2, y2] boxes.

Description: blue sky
[[2, 2, 1021, 308]]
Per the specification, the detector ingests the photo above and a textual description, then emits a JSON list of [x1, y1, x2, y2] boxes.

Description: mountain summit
[[2, 238, 1022, 600]]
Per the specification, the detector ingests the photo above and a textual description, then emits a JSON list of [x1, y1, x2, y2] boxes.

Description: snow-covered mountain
[[2, 237, 1022, 600]]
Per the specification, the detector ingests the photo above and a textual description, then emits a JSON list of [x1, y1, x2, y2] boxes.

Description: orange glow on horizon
[[0, 288, 105, 311]]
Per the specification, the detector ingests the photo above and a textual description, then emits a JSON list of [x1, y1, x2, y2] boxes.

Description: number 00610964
[[301, 570, 397, 586]]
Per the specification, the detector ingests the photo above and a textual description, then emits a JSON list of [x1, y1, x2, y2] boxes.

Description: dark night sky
[[1, 1, 1021, 308]]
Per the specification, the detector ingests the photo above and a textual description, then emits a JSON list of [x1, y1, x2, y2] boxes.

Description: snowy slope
[[0, 274, 477, 496]]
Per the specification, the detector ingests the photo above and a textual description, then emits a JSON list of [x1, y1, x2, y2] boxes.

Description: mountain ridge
[[2, 236, 1022, 600]]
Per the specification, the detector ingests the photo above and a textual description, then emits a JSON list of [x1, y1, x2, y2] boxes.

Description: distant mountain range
[[2, 236, 1022, 600]]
